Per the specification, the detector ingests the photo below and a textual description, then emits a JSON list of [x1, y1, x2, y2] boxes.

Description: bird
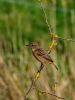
[[26, 42, 58, 70]]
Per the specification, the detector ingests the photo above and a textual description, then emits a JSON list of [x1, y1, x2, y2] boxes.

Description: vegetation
[[0, 0, 75, 100]]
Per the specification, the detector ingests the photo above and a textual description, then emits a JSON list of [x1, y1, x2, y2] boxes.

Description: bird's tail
[[52, 63, 58, 70]]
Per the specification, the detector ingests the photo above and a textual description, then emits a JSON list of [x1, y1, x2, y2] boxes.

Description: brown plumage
[[26, 42, 58, 70]]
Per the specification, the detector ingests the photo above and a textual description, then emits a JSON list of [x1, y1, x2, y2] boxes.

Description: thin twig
[[38, 0, 75, 43], [39, 0, 52, 34], [24, 64, 44, 100], [58, 36, 75, 42], [36, 89, 65, 100], [24, 80, 35, 100], [33, 83, 65, 100]]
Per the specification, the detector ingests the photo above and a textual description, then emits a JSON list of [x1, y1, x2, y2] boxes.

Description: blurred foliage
[[0, 0, 75, 100]]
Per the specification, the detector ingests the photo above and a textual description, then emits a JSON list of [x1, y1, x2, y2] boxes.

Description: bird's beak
[[26, 44, 29, 46], [25, 44, 30, 47]]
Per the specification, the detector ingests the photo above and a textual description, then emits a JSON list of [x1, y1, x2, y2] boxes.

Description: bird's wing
[[43, 55, 53, 62], [34, 48, 53, 62], [34, 48, 46, 56]]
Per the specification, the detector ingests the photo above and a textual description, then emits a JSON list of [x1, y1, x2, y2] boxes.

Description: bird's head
[[26, 42, 40, 50]]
